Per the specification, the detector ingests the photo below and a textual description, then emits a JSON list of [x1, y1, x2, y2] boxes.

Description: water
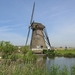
[[37, 56, 75, 70], [46, 57, 75, 68]]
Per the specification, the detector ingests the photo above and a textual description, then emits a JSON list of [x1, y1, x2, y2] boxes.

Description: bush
[[43, 49, 48, 54], [0, 41, 18, 59], [55, 53, 63, 57], [23, 50, 37, 64], [2, 54, 9, 59], [21, 46, 29, 55], [47, 50, 55, 58], [64, 53, 75, 58]]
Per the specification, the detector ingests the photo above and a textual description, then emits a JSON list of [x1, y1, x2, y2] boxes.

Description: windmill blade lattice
[[25, 2, 35, 45]]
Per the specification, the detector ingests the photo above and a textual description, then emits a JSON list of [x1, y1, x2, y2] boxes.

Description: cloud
[[0, 23, 27, 32], [39, 7, 58, 18], [50, 10, 71, 17]]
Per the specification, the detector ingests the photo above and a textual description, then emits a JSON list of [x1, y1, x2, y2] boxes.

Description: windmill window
[[41, 46, 43, 48]]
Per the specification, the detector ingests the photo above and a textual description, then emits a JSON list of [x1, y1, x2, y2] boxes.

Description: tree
[[0, 41, 18, 59]]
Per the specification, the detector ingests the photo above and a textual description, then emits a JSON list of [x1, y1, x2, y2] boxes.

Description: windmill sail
[[25, 2, 52, 53], [25, 2, 35, 45], [44, 28, 51, 49]]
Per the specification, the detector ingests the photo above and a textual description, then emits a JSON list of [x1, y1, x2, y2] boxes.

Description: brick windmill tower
[[25, 2, 51, 53]]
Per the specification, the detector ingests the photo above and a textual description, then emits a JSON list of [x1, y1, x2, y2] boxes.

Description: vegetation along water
[[0, 41, 75, 75]]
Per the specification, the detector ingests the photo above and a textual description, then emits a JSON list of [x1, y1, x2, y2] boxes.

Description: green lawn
[[55, 50, 75, 55]]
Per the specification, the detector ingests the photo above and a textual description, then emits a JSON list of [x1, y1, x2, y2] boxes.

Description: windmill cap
[[31, 22, 45, 29]]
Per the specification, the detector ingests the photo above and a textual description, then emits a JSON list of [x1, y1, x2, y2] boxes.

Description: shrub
[[21, 46, 29, 55], [47, 50, 55, 58], [43, 49, 48, 54], [64, 53, 75, 58], [55, 53, 63, 57], [23, 50, 37, 64], [0, 41, 18, 59]]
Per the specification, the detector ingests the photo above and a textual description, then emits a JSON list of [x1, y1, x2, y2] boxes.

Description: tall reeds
[[0, 61, 75, 75]]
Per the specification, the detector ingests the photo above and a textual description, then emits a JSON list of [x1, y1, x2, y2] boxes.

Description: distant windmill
[[25, 2, 51, 53]]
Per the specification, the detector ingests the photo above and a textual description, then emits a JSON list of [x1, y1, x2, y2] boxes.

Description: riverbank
[[55, 50, 75, 55], [43, 50, 75, 58], [0, 60, 75, 75], [55, 50, 75, 57]]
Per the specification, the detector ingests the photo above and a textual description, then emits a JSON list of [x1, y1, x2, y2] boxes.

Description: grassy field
[[54, 50, 75, 57], [55, 50, 75, 55]]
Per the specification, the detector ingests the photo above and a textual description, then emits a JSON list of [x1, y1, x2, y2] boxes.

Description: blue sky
[[0, 0, 75, 47]]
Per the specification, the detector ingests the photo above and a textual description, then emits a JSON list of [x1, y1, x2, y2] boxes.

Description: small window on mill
[[41, 46, 43, 48]]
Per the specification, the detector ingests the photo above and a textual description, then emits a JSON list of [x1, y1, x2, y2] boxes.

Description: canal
[[46, 57, 75, 70], [36, 55, 75, 70]]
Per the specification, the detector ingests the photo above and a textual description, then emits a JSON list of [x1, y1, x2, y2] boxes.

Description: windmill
[[25, 2, 51, 53]]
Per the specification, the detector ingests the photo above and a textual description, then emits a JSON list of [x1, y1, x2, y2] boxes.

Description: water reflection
[[36, 54, 46, 67], [46, 57, 75, 70], [36, 55, 75, 70]]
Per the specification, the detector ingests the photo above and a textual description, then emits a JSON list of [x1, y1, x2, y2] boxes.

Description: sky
[[0, 0, 75, 47]]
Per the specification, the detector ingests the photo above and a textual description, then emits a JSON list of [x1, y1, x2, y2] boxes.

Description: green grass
[[42, 50, 75, 58], [54, 50, 75, 57], [55, 50, 75, 55], [0, 61, 75, 75]]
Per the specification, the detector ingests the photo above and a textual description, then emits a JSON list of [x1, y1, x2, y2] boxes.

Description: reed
[[0, 61, 75, 75]]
